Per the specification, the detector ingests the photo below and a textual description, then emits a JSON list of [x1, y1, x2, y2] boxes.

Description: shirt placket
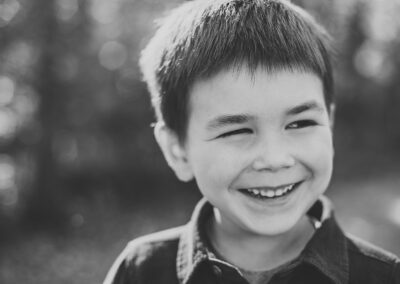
[[208, 260, 249, 284]]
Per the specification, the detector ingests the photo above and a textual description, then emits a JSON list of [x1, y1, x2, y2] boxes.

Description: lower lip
[[238, 182, 302, 205]]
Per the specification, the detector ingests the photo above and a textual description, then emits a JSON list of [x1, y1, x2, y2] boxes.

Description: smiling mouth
[[239, 182, 302, 200]]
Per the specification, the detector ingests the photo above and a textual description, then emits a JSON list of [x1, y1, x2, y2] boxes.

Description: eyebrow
[[206, 101, 324, 130], [286, 101, 325, 116], [206, 114, 254, 130]]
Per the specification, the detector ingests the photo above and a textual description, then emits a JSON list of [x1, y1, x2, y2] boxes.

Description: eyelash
[[216, 120, 317, 139], [217, 128, 253, 138], [286, 120, 317, 129]]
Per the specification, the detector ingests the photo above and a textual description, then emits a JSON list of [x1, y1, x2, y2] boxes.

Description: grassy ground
[[1, 172, 400, 284]]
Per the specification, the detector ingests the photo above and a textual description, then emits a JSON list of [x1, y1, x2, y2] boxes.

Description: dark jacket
[[104, 198, 400, 284]]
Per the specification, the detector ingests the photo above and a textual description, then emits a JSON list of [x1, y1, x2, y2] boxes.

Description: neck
[[207, 213, 315, 271]]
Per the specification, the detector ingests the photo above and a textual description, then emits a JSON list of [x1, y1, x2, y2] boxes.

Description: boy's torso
[[104, 198, 400, 284]]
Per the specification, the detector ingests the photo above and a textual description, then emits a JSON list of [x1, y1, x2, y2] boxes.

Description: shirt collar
[[176, 196, 349, 284], [301, 196, 349, 284], [177, 198, 214, 284]]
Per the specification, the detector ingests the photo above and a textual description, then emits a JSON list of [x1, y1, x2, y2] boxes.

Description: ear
[[153, 122, 194, 182], [328, 103, 335, 130]]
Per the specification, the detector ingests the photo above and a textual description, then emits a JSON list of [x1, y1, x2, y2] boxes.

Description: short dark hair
[[139, 0, 334, 143]]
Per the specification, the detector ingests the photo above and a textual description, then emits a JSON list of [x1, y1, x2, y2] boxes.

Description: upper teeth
[[246, 184, 295, 198]]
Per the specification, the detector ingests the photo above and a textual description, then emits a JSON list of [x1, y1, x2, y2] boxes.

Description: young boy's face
[[168, 67, 334, 237]]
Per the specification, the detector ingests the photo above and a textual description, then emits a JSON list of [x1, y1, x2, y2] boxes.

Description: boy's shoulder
[[346, 233, 399, 263], [103, 226, 185, 284], [345, 233, 400, 283], [125, 226, 184, 258]]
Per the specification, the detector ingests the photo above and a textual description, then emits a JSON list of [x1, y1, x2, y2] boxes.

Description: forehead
[[187, 67, 326, 122]]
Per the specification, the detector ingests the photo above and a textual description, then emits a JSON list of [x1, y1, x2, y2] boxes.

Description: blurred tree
[[20, 0, 94, 230], [22, 0, 69, 229]]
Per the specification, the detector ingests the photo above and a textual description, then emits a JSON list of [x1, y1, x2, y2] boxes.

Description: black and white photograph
[[0, 0, 399, 283]]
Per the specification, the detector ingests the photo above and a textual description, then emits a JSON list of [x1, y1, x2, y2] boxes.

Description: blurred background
[[0, 0, 399, 283]]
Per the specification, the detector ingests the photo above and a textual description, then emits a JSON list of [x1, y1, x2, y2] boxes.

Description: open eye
[[217, 128, 253, 138], [286, 120, 317, 129]]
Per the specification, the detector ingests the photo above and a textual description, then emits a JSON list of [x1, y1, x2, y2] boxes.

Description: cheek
[[295, 131, 333, 173], [189, 144, 245, 189]]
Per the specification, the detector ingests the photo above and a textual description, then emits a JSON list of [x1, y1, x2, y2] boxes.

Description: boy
[[104, 0, 400, 283]]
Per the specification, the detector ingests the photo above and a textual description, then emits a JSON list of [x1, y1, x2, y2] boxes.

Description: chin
[[245, 216, 302, 237]]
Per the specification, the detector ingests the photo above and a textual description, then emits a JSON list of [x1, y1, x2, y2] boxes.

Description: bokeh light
[[3, 41, 38, 76], [0, 108, 17, 140], [0, 0, 21, 27], [98, 41, 127, 70], [55, 0, 79, 22], [0, 76, 15, 106], [354, 42, 390, 82], [13, 86, 39, 126], [0, 155, 17, 207], [90, 0, 120, 25]]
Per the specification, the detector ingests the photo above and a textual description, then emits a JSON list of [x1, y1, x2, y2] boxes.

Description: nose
[[251, 136, 295, 172]]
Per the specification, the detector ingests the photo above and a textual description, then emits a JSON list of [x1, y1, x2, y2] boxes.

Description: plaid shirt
[[104, 197, 400, 284]]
